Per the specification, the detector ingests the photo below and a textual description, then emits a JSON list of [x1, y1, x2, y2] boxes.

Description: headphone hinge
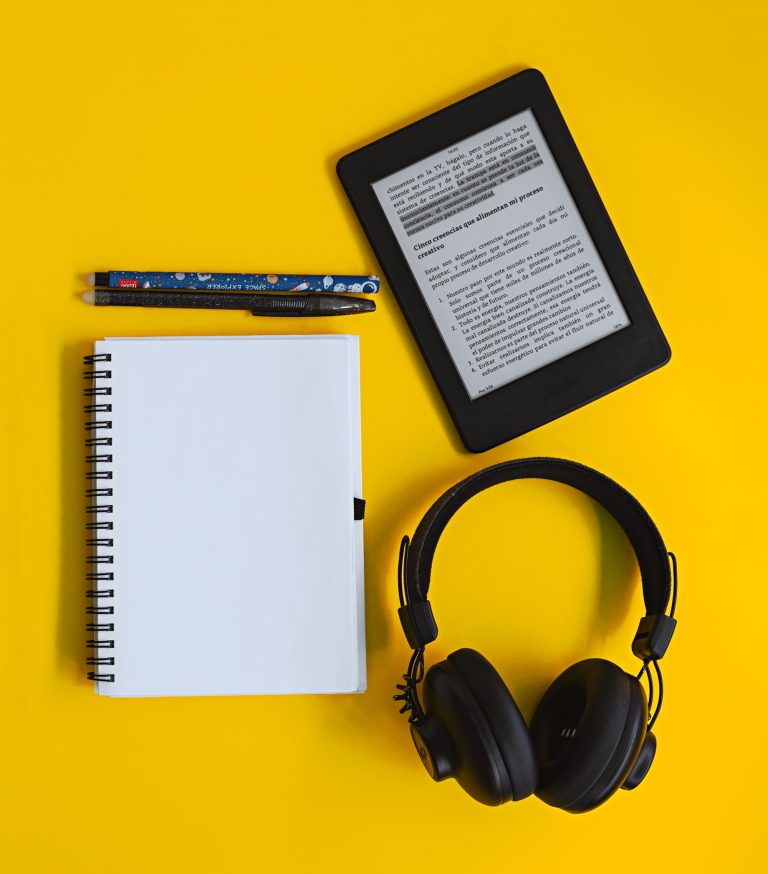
[[398, 601, 438, 649], [632, 614, 676, 661]]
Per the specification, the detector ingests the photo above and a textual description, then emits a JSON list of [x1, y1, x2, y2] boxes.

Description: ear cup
[[529, 658, 648, 813], [422, 654, 510, 805], [448, 649, 538, 801], [423, 648, 537, 805]]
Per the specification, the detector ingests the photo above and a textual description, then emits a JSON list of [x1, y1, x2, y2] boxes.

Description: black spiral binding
[[84, 353, 116, 683]]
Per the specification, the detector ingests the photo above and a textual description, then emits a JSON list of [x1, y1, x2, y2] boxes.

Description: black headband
[[399, 458, 675, 660]]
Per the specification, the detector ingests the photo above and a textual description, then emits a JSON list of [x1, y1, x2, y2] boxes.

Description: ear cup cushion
[[529, 659, 648, 812], [423, 660, 513, 805], [447, 649, 538, 801]]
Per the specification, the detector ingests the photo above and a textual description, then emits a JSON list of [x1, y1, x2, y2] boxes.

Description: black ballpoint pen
[[83, 289, 376, 316]]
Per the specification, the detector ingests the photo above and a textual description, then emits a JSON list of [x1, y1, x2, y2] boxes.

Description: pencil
[[82, 289, 375, 316]]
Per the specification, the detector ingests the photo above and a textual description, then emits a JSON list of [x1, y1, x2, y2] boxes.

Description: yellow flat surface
[[2, 1, 766, 871]]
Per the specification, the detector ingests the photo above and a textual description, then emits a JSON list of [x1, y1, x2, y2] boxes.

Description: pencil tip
[[83, 290, 95, 305], [85, 272, 95, 285]]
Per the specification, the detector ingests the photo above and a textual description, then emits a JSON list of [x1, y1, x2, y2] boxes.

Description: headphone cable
[[397, 535, 409, 608], [643, 552, 675, 729], [648, 659, 664, 730], [635, 552, 676, 728], [394, 648, 425, 723], [636, 661, 654, 715], [668, 552, 678, 618], [394, 535, 428, 722]]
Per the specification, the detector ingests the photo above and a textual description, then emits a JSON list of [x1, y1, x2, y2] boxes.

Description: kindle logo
[[117, 278, 140, 288]]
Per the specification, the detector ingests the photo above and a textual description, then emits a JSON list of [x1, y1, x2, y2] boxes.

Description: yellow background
[[2, 1, 766, 870]]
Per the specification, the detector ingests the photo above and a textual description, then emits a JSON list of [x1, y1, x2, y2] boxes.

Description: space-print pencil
[[86, 271, 380, 294]]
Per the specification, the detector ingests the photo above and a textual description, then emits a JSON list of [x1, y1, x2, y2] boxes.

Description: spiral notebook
[[84, 335, 365, 697]]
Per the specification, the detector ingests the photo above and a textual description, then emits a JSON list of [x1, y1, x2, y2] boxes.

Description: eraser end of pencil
[[85, 272, 95, 285], [83, 290, 96, 305]]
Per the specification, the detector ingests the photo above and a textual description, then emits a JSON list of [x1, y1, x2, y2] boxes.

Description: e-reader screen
[[372, 109, 631, 400]]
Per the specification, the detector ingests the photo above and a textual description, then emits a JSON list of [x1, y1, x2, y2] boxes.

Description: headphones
[[394, 457, 677, 812]]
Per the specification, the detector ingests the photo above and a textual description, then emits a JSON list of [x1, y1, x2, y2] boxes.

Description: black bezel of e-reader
[[337, 68, 670, 452]]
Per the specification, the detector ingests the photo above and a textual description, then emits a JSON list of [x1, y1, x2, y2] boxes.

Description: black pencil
[[83, 289, 375, 316]]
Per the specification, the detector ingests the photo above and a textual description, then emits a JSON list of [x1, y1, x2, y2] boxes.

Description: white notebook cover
[[87, 335, 365, 697]]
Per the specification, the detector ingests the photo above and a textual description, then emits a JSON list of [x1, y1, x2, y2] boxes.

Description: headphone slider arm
[[632, 614, 677, 661], [398, 601, 438, 649]]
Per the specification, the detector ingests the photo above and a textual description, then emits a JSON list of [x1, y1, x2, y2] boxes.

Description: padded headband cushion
[[405, 457, 670, 617], [447, 649, 538, 801]]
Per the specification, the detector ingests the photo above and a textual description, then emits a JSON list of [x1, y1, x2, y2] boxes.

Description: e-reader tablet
[[337, 69, 670, 452]]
